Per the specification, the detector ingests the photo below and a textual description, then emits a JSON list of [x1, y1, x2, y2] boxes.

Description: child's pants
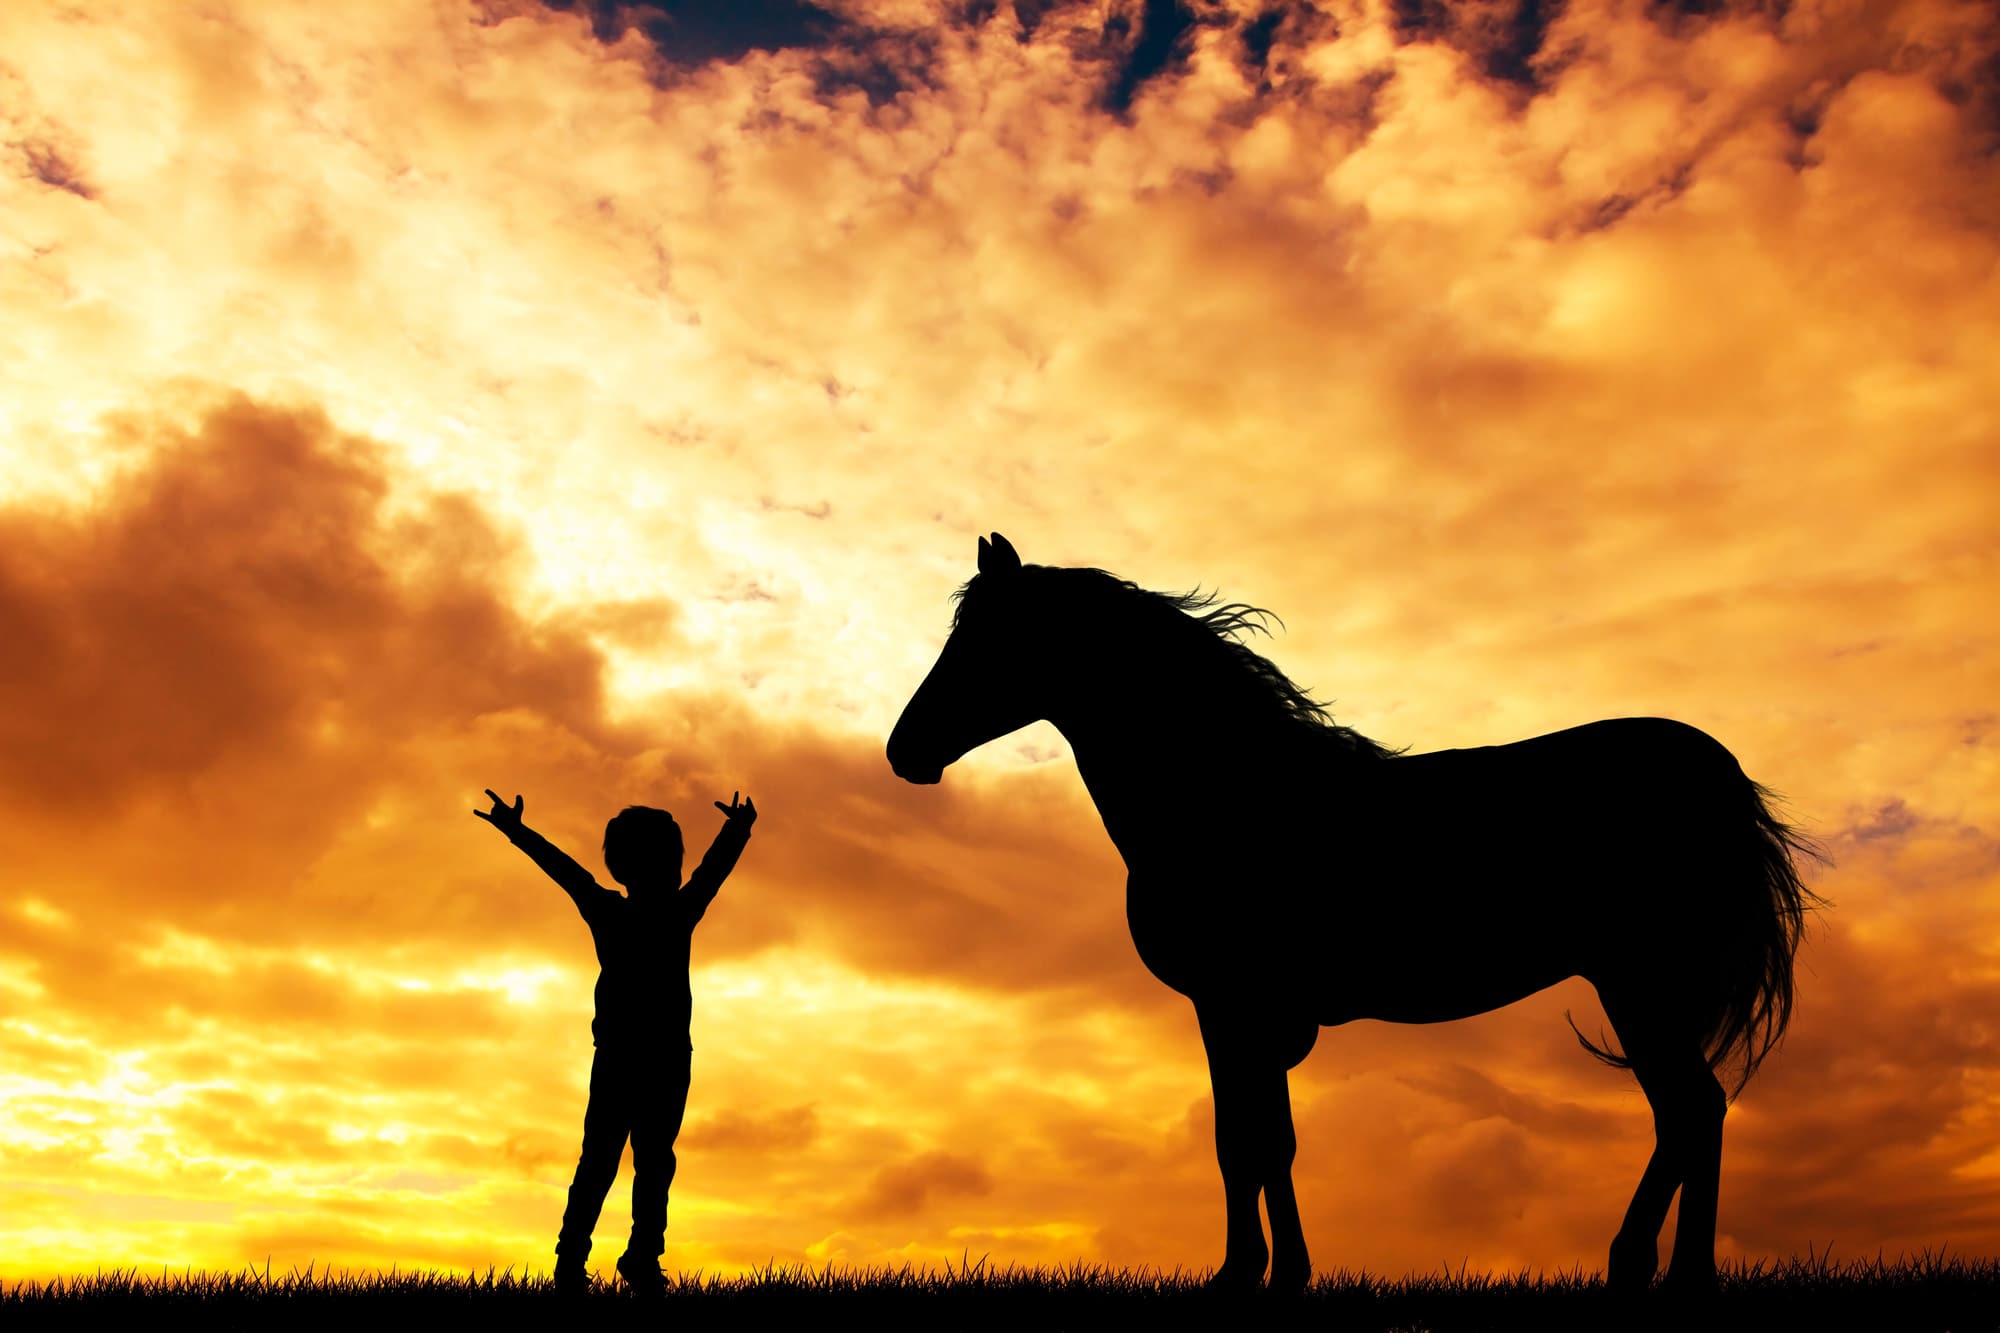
[[555, 1044, 693, 1264]]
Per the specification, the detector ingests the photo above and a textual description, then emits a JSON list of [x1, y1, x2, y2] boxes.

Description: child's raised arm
[[474, 789, 607, 916], [681, 792, 756, 926]]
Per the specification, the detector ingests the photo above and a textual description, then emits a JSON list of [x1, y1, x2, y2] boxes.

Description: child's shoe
[[615, 1253, 665, 1298]]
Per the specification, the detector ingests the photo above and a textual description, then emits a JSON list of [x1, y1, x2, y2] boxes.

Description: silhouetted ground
[[5, 1253, 1998, 1330]]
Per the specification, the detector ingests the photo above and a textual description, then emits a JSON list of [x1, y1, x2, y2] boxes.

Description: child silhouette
[[475, 787, 757, 1296]]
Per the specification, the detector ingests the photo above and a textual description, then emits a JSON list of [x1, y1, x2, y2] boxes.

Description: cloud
[[854, 1148, 995, 1217], [551, 1, 846, 64], [0, 392, 1172, 1087], [0, 395, 609, 817], [680, 1102, 822, 1153]]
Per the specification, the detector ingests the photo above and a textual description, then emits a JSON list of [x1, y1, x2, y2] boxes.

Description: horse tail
[[1573, 769, 1827, 1097], [1705, 780, 1827, 1094]]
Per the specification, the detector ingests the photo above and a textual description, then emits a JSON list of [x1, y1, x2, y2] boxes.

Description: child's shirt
[[510, 818, 751, 1049]]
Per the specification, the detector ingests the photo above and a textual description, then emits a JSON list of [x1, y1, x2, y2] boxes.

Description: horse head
[[887, 532, 1046, 784]]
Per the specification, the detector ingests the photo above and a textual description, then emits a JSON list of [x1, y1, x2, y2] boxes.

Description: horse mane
[[955, 565, 1399, 761]]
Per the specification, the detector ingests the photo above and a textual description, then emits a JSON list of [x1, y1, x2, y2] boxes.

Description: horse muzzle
[[885, 733, 945, 785], [889, 755, 944, 785]]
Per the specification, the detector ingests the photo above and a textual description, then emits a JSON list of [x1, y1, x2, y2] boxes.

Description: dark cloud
[[809, 28, 945, 107], [1398, 1063, 1621, 1140], [1100, 0, 1202, 117], [1391, 0, 1561, 89], [18, 140, 95, 200], [1241, 7, 1284, 78], [544, 0, 843, 63], [1847, 798, 1923, 845], [1646, 0, 1747, 30], [1010, 0, 1067, 40], [544, 0, 939, 105], [545, 0, 1240, 115], [680, 1102, 821, 1153], [853, 1148, 994, 1217], [0, 392, 686, 986], [1940, 45, 2000, 136], [0, 394, 612, 819]]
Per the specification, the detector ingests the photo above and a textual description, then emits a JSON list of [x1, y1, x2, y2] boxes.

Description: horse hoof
[[1267, 1260, 1311, 1297]]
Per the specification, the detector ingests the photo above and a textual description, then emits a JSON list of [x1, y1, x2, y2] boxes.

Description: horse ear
[[980, 532, 1021, 576]]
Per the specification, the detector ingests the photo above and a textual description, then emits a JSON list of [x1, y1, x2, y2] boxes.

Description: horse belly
[[1298, 876, 1590, 1027], [1317, 956, 1580, 1026]]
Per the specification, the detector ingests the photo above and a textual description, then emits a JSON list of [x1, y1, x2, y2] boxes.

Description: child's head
[[603, 805, 684, 888]]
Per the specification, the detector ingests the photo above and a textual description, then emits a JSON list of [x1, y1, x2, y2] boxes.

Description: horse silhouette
[[886, 533, 1820, 1296]]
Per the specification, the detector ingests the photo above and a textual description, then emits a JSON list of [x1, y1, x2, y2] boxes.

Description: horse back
[[1123, 716, 1751, 1018], [1294, 716, 1751, 1019], [1412, 710, 1731, 803]]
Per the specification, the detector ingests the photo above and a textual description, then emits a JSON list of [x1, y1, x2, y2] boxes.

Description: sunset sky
[[2, 0, 1997, 1285]]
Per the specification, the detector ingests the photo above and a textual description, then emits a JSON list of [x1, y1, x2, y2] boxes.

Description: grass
[[5, 1251, 2000, 1330]]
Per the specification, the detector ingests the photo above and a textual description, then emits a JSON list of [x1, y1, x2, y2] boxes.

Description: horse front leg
[[1198, 1003, 1312, 1294]]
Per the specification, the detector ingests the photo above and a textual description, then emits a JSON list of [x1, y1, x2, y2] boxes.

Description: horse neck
[[1043, 647, 1283, 871]]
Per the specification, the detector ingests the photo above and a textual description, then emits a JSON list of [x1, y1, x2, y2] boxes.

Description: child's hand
[[715, 792, 757, 827], [475, 789, 526, 834]]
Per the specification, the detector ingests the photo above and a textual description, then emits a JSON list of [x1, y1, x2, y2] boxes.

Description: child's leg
[[625, 1045, 694, 1262], [557, 1048, 634, 1265]]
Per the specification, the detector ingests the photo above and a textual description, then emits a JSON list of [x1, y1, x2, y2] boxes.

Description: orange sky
[[2, 0, 1997, 1285]]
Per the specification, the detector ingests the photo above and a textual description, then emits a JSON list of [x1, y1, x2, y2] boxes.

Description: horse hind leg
[[1599, 989, 1727, 1296], [1607, 1141, 1676, 1292], [1656, 1046, 1726, 1293]]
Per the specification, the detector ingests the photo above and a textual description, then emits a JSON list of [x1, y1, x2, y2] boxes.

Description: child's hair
[[602, 805, 683, 887]]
